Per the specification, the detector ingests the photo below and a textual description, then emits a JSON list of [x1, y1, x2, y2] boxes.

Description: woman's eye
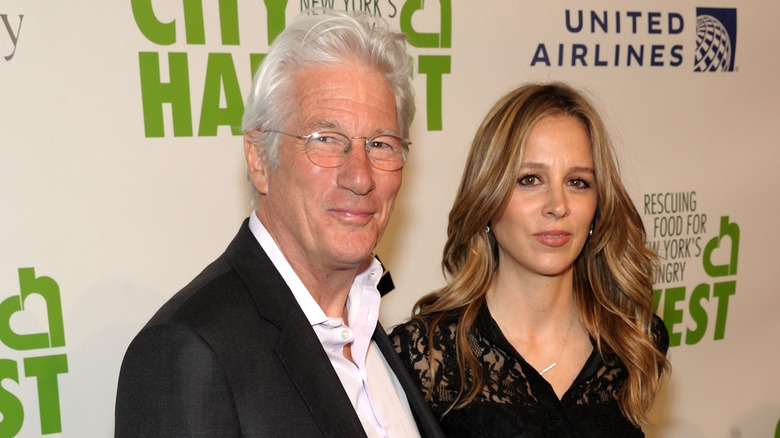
[[569, 178, 591, 188], [518, 175, 539, 186]]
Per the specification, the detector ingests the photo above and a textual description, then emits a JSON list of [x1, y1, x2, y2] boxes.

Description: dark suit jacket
[[115, 219, 443, 438]]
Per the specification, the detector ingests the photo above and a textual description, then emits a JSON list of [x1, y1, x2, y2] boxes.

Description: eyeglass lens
[[305, 132, 406, 171]]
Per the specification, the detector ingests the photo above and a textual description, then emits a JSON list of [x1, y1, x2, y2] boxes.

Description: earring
[[588, 224, 594, 237], [486, 224, 492, 234]]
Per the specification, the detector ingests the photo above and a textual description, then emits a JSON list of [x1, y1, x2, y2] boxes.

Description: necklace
[[491, 306, 575, 376]]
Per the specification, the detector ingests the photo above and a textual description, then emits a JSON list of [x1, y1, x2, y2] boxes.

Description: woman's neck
[[487, 266, 577, 330]]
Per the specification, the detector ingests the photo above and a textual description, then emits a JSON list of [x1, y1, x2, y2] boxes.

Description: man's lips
[[534, 230, 572, 247], [329, 208, 375, 225]]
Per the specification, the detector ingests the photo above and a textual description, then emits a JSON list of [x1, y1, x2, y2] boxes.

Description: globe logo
[[694, 15, 732, 72]]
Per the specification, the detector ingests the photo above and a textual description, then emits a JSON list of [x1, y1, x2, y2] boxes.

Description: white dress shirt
[[248, 212, 421, 438]]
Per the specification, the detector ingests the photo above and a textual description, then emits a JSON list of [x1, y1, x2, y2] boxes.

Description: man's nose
[[337, 138, 375, 195]]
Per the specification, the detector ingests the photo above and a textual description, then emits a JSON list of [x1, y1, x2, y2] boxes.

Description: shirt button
[[341, 330, 350, 340]]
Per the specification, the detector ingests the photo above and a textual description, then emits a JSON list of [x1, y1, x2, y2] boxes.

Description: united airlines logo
[[694, 8, 737, 72], [527, 7, 738, 72]]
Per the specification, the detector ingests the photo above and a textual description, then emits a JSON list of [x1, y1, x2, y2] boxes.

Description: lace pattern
[[390, 305, 663, 438]]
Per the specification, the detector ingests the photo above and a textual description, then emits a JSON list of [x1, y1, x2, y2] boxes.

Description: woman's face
[[491, 114, 598, 280]]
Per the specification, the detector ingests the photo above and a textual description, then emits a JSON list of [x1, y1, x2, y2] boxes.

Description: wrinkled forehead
[[286, 63, 399, 134]]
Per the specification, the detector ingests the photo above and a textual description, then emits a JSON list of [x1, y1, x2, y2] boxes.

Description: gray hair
[[241, 9, 415, 171]]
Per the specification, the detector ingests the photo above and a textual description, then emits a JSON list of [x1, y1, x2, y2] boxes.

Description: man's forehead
[[287, 64, 398, 132]]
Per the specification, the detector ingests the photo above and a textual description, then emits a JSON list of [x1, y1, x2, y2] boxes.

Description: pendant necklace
[[492, 307, 575, 376]]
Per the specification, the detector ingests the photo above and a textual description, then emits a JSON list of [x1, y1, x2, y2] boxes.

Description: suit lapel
[[223, 220, 367, 437], [275, 311, 367, 437]]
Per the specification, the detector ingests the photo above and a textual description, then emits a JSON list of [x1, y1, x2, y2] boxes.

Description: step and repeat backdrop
[[2, 0, 778, 436]]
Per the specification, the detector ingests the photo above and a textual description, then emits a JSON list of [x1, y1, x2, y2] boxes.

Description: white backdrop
[[2, 1, 778, 436]]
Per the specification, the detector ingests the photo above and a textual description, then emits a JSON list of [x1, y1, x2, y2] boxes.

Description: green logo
[[0, 268, 68, 436], [400, 0, 452, 131], [652, 216, 739, 347], [775, 415, 780, 438], [133, 0, 453, 137]]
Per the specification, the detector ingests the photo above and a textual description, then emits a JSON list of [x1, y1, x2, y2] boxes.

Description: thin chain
[[491, 305, 575, 376]]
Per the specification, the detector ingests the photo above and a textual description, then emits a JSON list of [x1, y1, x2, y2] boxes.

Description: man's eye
[[369, 141, 392, 150], [314, 134, 339, 144]]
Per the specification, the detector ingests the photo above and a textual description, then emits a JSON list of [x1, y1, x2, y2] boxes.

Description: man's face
[[247, 61, 403, 279]]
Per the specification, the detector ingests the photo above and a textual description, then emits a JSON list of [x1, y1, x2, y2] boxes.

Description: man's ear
[[244, 132, 269, 195]]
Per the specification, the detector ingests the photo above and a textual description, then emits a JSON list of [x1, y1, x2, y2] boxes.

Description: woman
[[391, 82, 670, 437]]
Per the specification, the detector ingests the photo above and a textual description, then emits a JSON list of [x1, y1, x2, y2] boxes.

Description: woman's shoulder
[[389, 316, 428, 340], [389, 311, 460, 344]]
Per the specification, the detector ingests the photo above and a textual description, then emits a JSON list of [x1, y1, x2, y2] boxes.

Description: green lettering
[[198, 53, 245, 136], [662, 287, 685, 347], [264, 0, 289, 44], [0, 360, 23, 437], [18, 268, 65, 348], [0, 294, 49, 350], [131, 0, 176, 45], [139, 52, 193, 137], [250, 53, 267, 77], [219, 0, 240, 45], [0, 268, 65, 350], [132, 0, 240, 45], [182, 0, 206, 44], [685, 283, 709, 345], [712, 281, 736, 340], [400, 0, 452, 48], [774, 416, 780, 438], [24, 355, 69, 435], [418, 55, 450, 131], [703, 216, 739, 277]]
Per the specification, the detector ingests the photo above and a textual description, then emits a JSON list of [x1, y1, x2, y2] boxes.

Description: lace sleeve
[[651, 314, 669, 355], [390, 319, 434, 397]]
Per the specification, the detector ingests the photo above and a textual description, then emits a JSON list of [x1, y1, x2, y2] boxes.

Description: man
[[115, 10, 443, 438]]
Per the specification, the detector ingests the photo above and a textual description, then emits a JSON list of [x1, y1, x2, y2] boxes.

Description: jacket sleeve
[[114, 323, 241, 437]]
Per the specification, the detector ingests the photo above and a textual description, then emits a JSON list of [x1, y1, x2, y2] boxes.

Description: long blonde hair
[[413, 82, 669, 426]]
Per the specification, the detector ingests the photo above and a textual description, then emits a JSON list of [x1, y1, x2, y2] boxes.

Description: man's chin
[[329, 246, 376, 269]]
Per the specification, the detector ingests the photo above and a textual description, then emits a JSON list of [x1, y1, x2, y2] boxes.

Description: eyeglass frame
[[262, 129, 411, 171]]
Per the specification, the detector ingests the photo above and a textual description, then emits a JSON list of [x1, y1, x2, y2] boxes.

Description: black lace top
[[390, 304, 668, 438]]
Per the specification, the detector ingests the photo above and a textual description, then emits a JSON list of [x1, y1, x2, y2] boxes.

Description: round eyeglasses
[[263, 130, 410, 171]]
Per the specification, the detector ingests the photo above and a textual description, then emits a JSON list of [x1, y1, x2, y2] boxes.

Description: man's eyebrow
[[309, 120, 341, 131], [308, 121, 401, 137]]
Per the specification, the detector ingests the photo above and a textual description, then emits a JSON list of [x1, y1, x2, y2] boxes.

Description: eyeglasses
[[263, 130, 410, 171]]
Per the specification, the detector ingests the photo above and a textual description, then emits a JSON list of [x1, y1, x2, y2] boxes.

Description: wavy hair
[[413, 82, 669, 426]]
